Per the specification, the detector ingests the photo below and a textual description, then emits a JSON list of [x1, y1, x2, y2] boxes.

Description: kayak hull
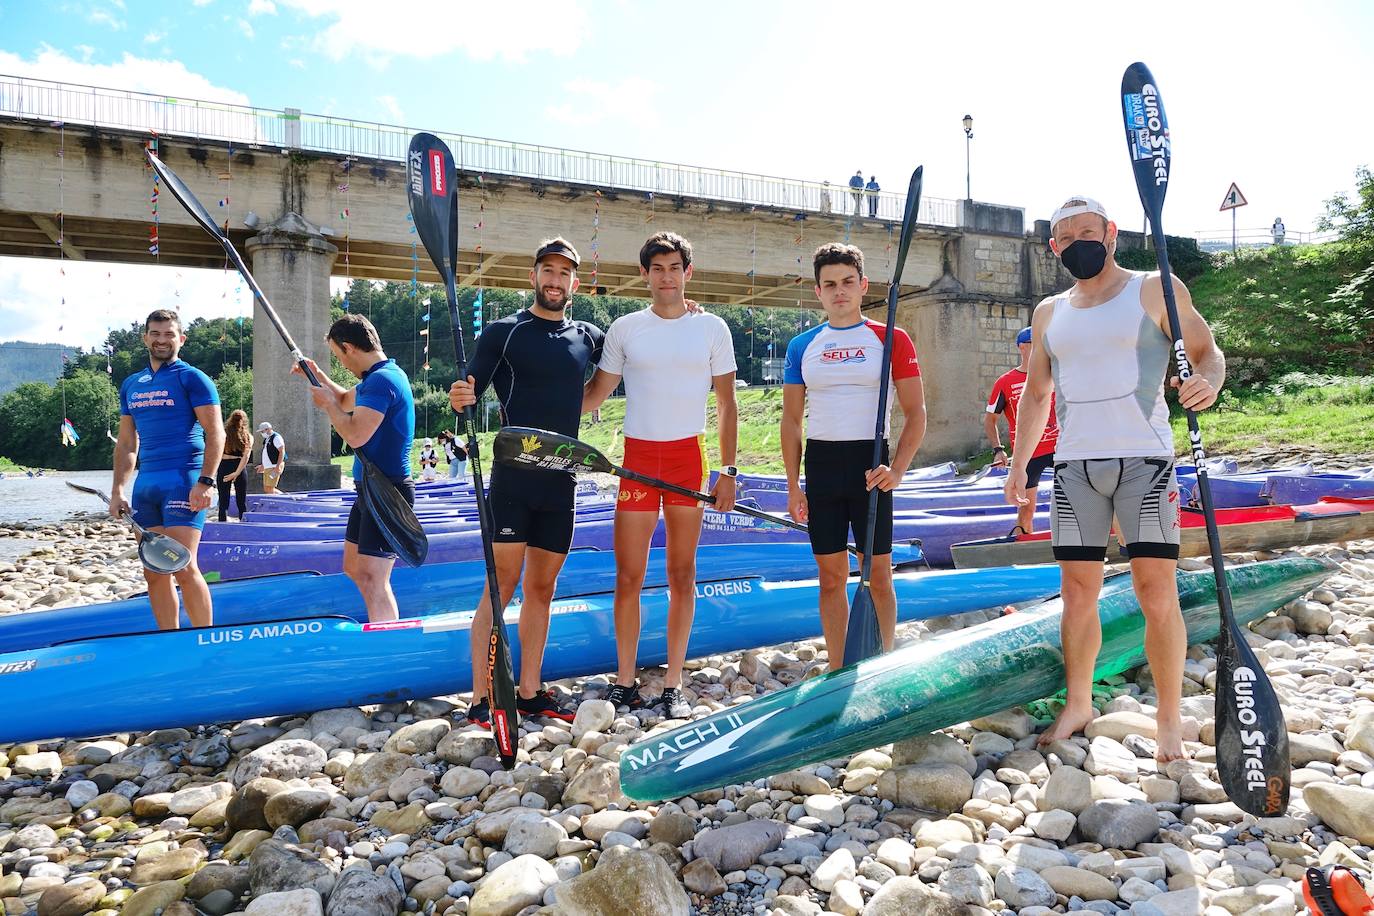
[[0, 565, 1064, 744], [617, 558, 1330, 801]]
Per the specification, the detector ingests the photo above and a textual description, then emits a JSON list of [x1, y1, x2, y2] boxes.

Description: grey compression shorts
[[1051, 457, 1181, 561]]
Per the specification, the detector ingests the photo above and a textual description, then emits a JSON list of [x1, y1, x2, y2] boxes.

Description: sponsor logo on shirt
[[820, 344, 867, 364], [128, 389, 176, 409], [138, 373, 153, 382]]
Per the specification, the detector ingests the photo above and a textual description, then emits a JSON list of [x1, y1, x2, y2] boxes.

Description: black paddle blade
[[1121, 62, 1171, 218], [1213, 617, 1291, 815], [487, 625, 519, 767], [841, 583, 882, 667], [890, 166, 924, 283], [406, 133, 457, 285], [145, 150, 226, 241], [358, 457, 429, 568], [492, 427, 614, 475]]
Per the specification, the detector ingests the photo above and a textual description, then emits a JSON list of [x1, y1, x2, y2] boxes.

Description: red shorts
[[617, 435, 707, 511]]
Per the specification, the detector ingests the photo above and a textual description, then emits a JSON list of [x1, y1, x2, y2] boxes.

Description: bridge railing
[[0, 74, 960, 227]]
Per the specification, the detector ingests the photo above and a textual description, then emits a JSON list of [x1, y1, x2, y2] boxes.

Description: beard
[[534, 287, 568, 311]]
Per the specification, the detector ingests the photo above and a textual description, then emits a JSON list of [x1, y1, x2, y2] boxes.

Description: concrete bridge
[[0, 75, 1076, 486]]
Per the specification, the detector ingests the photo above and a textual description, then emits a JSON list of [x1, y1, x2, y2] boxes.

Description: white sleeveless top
[[1042, 273, 1174, 460]]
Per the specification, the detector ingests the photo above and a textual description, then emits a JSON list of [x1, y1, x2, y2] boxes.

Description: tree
[[1318, 165, 1374, 247], [215, 365, 253, 419], [0, 370, 119, 470]]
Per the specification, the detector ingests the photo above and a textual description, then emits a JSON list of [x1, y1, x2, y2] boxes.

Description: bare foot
[[1154, 718, 1187, 763], [1037, 703, 1097, 747]]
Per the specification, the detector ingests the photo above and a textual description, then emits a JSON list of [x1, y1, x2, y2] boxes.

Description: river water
[[0, 469, 121, 563]]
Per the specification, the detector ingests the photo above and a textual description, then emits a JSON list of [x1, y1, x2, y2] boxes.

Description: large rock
[[572, 699, 616, 737], [1040, 864, 1118, 900], [324, 866, 403, 916], [1346, 710, 1374, 756], [227, 777, 289, 832], [187, 864, 251, 900], [264, 788, 333, 829], [649, 811, 697, 847], [37, 878, 105, 916], [876, 764, 974, 814], [120, 881, 185, 916], [1078, 799, 1160, 849], [469, 855, 559, 916], [436, 729, 497, 765], [342, 752, 414, 798], [1040, 765, 1092, 815], [681, 857, 727, 896], [503, 813, 568, 858], [890, 734, 976, 774], [1290, 732, 1344, 766], [439, 765, 491, 799], [382, 719, 450, 755], [245, 889, 323, 916], [935, 863, 994, 906], [369, 801, 432, 836], [581, 810, 651, 842], [1304, 783, 1374, 844], [129, 847, 207, 885], [233, 740, 328, 786], [167, 781, 234, 816], [811, 848, 856, 893], [562, 758, 626, 810], [969, 708, 1036, 740], [307, 708, 370, 738], [8, 823, 57, 851], [1085, 711, 1158, 742], [555, 849, 690, 916], [862, 876, 965, 916], [994, 865, 1056, 909], [247, 839, 336, 899], [692, 819, 786, 872]]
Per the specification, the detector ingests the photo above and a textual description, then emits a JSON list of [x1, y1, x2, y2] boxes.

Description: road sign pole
[[1232, 208, 1237, 261]]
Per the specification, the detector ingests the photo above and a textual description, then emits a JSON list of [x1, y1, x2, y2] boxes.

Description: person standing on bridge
[[865, 176, 881, 218], [849, 170, 865, 216], [293, 314, 415, 624], [111, 308, 224, 630], [448, 238, 605, 725], [781, 243, 926, 668], [1004, 196, 1226, 762], [582, 231, 738, 718], [984, 326, 1058, 535]]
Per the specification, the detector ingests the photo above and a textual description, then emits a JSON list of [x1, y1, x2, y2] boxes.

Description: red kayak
[[951, 497, 1374, 568]]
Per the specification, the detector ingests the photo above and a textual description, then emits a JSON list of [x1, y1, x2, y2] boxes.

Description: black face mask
[[1059, 239, 1109, 280]]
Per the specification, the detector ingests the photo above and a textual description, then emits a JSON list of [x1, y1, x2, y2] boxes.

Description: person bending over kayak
[[448, 238, 605, 725], [780, 243, 926, 668], [111, 308, 224, 630], [582, 231, 738, 719], [984, 326, 1058, 534], [1005, 197, 1225, 763], [295, 314, 415, 624]]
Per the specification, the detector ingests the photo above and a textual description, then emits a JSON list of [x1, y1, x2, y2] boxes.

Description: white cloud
[[288, 58, 305, 69], [546, 77, 660, 127], [86, 6, 126, 29], [142, 30, 165, 43], [0, 47, 250, 105], [377, 94, 403, 124], [0, 259, 255, 351], [248, 0, 277, 14], [192, 0, 213, 5], [237, 18, 255, 38], [276, 0, 586, 64]]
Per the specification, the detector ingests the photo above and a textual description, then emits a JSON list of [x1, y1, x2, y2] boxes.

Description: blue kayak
[[0, 564, 1065, 745], [5, 542, 924, 654]]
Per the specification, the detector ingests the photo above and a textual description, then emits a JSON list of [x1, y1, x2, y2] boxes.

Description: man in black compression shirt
[[449, 238, 605, 724]]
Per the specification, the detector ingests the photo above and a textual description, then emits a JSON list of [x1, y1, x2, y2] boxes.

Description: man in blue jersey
[[111, 309, 225, 630], [781, 244, 927, 668], [295, 314, 414, 624], [448, 238, 605, 724]]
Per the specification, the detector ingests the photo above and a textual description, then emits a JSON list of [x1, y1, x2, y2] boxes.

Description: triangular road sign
[[1219, 182, 1248, 211]]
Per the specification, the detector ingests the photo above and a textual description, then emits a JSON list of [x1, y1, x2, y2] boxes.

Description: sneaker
[[465, 699, 490, 728], [658, 687, 692, 720], [605, 682, 644, 709], [517, 689, 575, 722]]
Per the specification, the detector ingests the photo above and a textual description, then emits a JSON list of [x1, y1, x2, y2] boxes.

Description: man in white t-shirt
[[583, 231, 738, 719]]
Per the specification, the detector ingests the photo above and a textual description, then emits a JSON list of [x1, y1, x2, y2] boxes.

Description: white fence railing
[[0, 74, 959, 227]]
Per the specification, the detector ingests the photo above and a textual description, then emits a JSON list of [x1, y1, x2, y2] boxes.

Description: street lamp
[[962, 114, 974, 200]]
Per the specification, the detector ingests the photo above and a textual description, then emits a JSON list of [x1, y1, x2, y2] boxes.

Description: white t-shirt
[[599, 307, 737, 441]]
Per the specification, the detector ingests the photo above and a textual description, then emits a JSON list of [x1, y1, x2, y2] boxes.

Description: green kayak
[[619, 558, 1329, 802]]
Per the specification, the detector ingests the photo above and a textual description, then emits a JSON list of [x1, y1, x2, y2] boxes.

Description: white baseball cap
[[1049, 196, 1110, 233], [257, 422, 272, 432], [423, 437, 434, 446]]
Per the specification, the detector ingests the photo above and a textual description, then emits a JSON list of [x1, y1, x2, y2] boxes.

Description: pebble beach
[[2, 458, 1374, 916]]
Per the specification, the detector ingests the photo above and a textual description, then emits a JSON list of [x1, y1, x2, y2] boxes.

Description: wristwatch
[[197, 475, 215, 487], [718, 466, 739, 478]]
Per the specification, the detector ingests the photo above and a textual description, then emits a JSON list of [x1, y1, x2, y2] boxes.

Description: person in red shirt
[[984, 326, 1057, 533]]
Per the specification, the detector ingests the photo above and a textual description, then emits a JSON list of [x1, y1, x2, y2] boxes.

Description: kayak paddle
[[1122, 61, 1289, 816], [67, 481, 191, 574]]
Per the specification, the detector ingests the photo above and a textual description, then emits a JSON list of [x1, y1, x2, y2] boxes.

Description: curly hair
[[224, 409, 252, 456]]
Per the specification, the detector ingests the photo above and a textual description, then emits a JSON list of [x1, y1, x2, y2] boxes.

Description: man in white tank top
[[1005, 197, 1226, 763]]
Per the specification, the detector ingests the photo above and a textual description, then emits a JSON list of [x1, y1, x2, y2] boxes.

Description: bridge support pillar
[[245, 214, 342, 493]]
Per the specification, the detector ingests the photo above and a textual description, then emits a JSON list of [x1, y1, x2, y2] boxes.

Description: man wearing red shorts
[[583, 231, 738, 718]]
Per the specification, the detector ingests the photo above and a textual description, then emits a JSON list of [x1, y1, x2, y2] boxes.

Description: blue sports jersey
[[119, 359, 220, 472], [352, 358, 414, 480]]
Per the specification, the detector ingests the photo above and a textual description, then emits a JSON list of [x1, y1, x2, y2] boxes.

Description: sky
[[1, 0, 1372, 350]]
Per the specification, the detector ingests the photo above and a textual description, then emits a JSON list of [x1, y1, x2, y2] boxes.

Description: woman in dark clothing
[[217, 409, 252, 522]]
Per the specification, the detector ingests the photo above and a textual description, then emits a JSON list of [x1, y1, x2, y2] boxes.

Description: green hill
[[0, 341, 68, 395]]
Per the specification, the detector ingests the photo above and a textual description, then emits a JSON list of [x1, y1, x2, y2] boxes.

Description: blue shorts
[[131, 469, 208, 531]]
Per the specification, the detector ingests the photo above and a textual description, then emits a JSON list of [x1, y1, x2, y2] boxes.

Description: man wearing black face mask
[[1004, 196, 1226, 764]]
